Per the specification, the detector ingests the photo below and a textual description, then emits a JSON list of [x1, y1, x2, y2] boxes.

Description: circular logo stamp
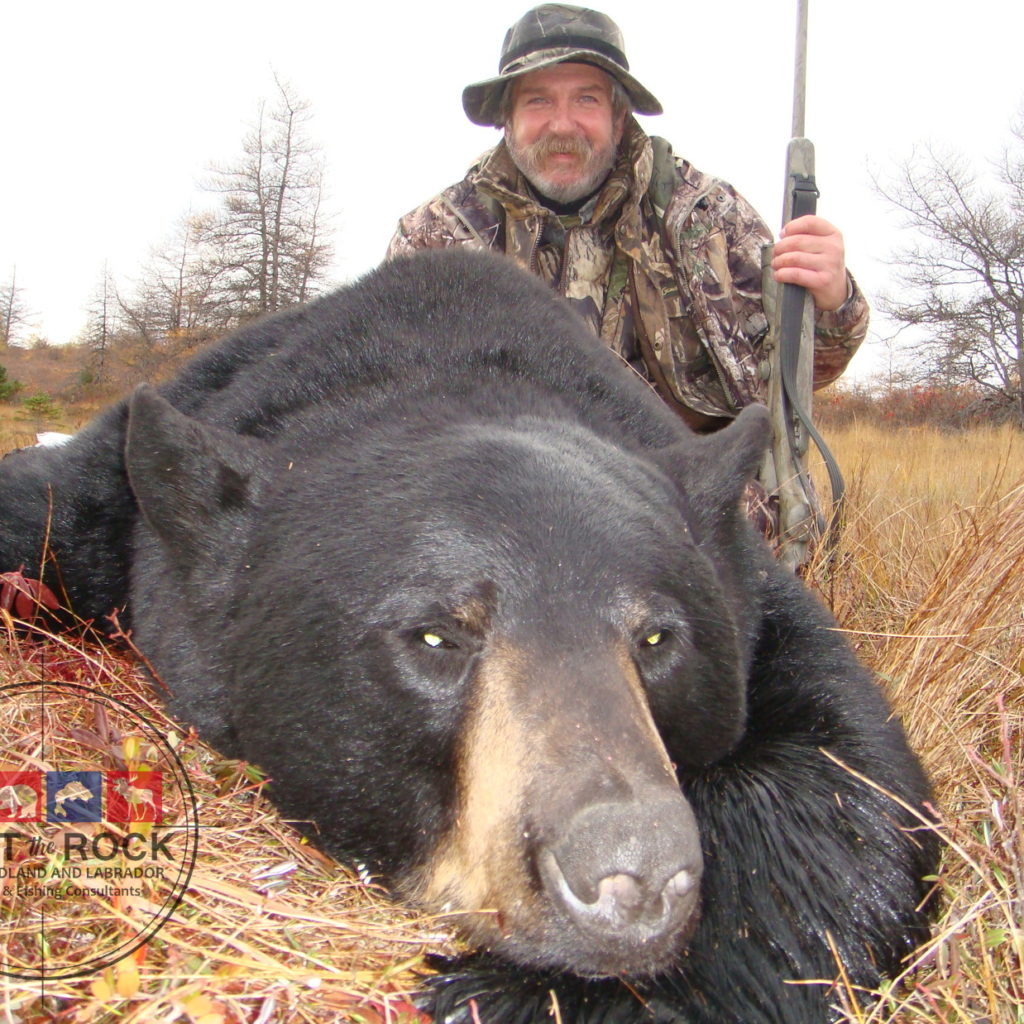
[[0, 681, 199, 980]]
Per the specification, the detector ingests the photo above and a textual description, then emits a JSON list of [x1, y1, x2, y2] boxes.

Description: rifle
[[760, 0, 845, 571]]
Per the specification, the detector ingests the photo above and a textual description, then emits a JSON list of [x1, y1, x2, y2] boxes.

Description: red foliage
[[0, 566, 60, 620], [815, 384, 1014, 431]]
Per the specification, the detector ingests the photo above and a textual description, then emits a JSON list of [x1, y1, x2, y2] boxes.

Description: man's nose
[[546, 99, 578, 133]]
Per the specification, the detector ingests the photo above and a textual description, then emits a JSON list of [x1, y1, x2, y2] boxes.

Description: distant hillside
[[0, 343, 88, 398]]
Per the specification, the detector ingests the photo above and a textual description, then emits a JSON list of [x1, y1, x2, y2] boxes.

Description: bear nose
[[537, 793, 703, 945]]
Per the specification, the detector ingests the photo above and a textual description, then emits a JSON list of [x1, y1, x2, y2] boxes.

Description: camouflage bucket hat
[[462, 4, 663, 127]]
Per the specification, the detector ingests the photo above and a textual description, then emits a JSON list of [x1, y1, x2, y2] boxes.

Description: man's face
[[504, 62, 627, 204]]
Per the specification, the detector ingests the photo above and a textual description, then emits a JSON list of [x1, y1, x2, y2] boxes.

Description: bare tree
[[0, 267, 32, 348], [99, 79, 335, 385], [82, 263, 119, 383], [876, 121, 1024, 427], [114, 214, 230, 381], [199, 78, 334, 320]]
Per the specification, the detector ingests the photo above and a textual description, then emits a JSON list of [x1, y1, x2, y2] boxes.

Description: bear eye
[[419, 630, 457, 650], [637, 627, 675, 650]]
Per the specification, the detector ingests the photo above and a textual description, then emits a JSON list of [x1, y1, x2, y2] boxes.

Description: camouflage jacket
[[388, 118, 868, 427]]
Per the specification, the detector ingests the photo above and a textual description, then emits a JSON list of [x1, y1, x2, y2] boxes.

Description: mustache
[[525, 133, 593, 160]]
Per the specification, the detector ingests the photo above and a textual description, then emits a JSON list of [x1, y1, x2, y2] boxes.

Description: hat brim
[[462, 49, 663, 127]]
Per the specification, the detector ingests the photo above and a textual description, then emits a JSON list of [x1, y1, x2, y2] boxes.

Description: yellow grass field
[[1, 409, 1022, 1022], [809, 422, 1024, 1022]]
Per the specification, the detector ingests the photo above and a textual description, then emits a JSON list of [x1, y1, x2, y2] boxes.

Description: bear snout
[[535, 792, 703, 975]]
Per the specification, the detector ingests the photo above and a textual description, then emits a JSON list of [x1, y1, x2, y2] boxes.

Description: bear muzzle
[[417, 631, 708, 976]]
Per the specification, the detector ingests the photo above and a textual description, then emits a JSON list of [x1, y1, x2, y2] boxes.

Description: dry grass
[[1, 416, 1022, 1023], [809, 423, 1024, 1023], [813, 423, 1024, 629]]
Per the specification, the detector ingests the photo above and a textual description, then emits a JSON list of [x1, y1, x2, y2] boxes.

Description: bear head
[[124, 385, 771, 978]]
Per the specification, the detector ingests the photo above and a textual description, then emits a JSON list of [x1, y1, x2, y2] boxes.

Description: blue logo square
[[46, 771, 103, 823]]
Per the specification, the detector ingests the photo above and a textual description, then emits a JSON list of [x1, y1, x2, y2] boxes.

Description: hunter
[[388, 4, 868, 463]]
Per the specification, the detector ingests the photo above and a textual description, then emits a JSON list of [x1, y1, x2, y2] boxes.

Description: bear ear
[[655, 404, 771, 534], [125, 386, 274, 562]]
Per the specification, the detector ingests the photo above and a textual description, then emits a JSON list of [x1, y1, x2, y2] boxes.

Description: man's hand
[[771, 215, 850, 312]]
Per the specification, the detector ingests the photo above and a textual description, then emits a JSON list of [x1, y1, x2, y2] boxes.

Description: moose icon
[[107, 772, 162, 822]]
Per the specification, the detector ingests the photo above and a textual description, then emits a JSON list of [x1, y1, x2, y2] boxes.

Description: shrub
[[816, 384, 1015, 431], [20, 392, 61, 421], [0, 364, 22, 402]]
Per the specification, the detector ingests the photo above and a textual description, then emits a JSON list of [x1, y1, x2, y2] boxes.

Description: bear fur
[[0, 249, 936, 1023]]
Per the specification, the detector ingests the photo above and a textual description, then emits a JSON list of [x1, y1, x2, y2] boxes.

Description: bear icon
[[0, 249, 936, 1022]]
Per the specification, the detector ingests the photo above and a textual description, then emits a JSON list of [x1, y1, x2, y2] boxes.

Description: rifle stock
[[760, 138, 821, 571], [761, 138, 823, 569]]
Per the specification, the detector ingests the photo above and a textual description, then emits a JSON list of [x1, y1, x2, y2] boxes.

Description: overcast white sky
[[3, 1, 1022, 382]]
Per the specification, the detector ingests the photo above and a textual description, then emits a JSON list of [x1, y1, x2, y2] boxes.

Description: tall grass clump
[[811, 422, 1024, 1022]]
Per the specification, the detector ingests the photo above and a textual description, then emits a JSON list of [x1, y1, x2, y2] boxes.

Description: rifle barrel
[[792, 0, 809, 139]]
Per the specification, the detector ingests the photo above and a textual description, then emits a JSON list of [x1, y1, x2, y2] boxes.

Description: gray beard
[[505, 131, 618, 205]]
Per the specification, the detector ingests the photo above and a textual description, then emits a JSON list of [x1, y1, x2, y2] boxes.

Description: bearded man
[[388, 4, 868, 438]]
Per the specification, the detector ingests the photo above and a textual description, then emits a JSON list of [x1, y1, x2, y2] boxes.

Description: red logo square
[[0, 771, 43, 822], [106, 771, 163, 823]]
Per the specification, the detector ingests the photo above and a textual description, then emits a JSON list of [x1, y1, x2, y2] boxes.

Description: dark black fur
[[0, 250, 937, 1023]]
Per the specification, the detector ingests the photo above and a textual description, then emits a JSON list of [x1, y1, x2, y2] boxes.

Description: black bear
[[0, 249, 936, 1023]]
